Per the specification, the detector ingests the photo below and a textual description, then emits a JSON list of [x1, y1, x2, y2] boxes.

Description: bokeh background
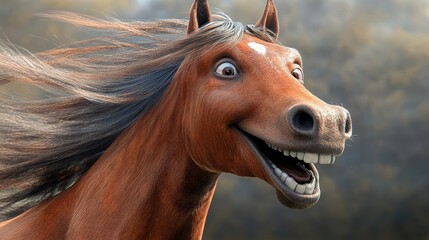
[[1, 0, 428, 239]]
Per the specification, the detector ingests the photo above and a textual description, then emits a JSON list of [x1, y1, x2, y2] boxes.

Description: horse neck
[[71, 87, 220, 238], [3, 80, 220, 239]]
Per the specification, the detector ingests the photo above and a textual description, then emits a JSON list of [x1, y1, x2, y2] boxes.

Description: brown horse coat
[[0, 0, 351, 239]]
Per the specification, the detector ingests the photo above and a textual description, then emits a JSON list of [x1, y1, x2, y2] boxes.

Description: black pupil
[[293, 72, 300, 79], [223, 67, 234, 76]]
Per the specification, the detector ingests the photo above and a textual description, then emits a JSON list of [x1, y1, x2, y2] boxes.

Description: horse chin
[[275, 189, 319, 209], [236, 127, 321, 209]]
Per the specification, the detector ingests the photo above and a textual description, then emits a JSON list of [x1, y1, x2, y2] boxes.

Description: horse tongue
[[277, 162, 311, 184]]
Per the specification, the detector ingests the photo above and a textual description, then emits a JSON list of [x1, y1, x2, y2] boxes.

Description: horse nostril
[[288, 106, 316, 136], [344, 112, 352, 136], [293, 110, 314, 132]]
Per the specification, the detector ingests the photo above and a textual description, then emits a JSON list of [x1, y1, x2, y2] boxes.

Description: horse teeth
[[319, 155, 332, 164], [285, 177, 298, 190], [281, 173, 288, 182], [265, 142, 338, 165], [310, 171, 316, 184], [295, 184, 306, 194], [269, 160, 318, 195], [305, 183, 315, 194], [270, 164, 316, 195], [303, 153, 319, 163], [275, 168, 282, 177]]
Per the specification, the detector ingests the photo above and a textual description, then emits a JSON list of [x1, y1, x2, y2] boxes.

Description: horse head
[[181, 0, 352, 209]]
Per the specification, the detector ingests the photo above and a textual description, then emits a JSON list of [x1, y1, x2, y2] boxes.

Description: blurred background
[[1, 0, 428, 239]]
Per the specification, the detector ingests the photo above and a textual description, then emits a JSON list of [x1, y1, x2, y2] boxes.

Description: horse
[[0, 0, 352, 239]]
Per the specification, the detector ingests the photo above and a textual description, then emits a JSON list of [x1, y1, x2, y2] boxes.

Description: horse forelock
[[0, 11, 277, 221]]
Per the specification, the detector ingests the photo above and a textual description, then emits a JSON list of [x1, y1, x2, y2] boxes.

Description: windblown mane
[[0, 12, 277, 221]]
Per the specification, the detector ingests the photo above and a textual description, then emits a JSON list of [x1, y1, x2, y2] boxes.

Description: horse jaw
[[236, 128, 321, 209]]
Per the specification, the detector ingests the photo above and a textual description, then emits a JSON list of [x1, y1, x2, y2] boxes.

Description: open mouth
[[238, 128, 339, 208]]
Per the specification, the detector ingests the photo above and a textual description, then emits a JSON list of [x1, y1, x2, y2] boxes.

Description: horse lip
[[235, 127, 321, 209]]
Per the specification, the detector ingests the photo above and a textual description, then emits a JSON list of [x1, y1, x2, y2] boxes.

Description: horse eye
[[215, 62, 238, 78], [292, 68, 304, 83]]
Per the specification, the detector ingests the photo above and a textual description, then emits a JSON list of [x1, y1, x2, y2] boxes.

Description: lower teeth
[[269, 160, 316, 195]]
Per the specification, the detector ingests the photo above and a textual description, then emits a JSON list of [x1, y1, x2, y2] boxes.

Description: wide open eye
[[292, 67, 304, 84], [215, 60, 239, 79]]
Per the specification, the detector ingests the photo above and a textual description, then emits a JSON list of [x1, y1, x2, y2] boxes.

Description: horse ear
[[256, 0, 280, 37], [187, 0, 212, 35]]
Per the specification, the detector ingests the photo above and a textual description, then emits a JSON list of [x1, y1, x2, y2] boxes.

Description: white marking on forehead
[[247, 42, 267, 56]]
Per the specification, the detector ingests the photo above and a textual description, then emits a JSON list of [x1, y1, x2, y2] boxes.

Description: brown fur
[[0, 0, 352, 239]]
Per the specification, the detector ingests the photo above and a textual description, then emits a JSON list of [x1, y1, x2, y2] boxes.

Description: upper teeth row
[[266, 143, 337, 164]]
